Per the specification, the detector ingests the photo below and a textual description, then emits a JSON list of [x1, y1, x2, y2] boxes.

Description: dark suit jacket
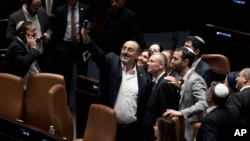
[[41, 0, 67, 14], [6, 38, 40, 77], [85, 40, 151, 125], [196, 105, 242, 141], [144, 73, 180, 141], [233, 87, 250, 129], [54, 2, 91, 45], [101, 7, 147, 55], [195, 59, 215, 88], [6, 7, 52, 43]]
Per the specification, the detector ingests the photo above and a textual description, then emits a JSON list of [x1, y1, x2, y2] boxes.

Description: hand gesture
[[26, 35, 37, 49], [81, 20, 91, 43]]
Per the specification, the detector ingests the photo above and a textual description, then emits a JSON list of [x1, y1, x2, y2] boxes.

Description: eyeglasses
[[237, 74, 248, 79], [121, 46, 135, 53]]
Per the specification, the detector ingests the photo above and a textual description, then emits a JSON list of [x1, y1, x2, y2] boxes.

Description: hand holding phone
[[26, 35, 37, 48], [83, 21, 96, 30]]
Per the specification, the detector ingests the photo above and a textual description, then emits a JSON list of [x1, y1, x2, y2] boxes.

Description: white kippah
[[16, 21, 25, 31], [194, 36, 205, 44], [184, 46, 195, 54], [214, 83, 229, 98]]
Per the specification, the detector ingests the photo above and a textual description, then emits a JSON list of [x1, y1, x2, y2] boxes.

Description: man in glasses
[[6, 0, 52, 73], [232, 67, 250, 140], [196, 82, 242, 141], [81, 23, 151, 141]]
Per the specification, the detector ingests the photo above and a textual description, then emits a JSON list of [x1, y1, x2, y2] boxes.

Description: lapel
[[147, 73, 166, 107], [62, 4, 68, 24], [195, 60, 202, 73], [136, 66, 144, 102], [41, 0, 46, 9], [179, 70, 194, 105], [78, 3, 85, 24]]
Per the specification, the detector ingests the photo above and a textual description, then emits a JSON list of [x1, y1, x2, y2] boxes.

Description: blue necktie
[[151, 81, 156, 92]]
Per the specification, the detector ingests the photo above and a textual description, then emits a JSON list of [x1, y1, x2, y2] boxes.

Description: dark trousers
[[56, 41, 88, 103], [116, 121, 145, 141]]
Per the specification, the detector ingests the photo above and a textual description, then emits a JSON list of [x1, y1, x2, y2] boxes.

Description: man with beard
[[6, 0, 52, 72], [81, 23, 151, 141], [7, 21, 40, 89], [163, 47, 208, 141]]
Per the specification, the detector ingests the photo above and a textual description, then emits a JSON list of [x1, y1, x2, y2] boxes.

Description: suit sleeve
[[181, 77, 208, 118], [6, 15, 18, 42], [158, 82, 180, 113]]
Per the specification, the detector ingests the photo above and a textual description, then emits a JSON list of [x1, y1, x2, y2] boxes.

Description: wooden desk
[[0, 116, 66, 141], [76, 75, 99, 138]]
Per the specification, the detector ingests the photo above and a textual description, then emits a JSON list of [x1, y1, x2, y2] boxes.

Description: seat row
[[0, 73, 117, 141]]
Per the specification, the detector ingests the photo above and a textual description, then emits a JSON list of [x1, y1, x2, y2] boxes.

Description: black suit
[[195, 59, 215, 88], [6, 7, 52, 72], [41, 0, 67, 15], [54, 2, 91, 101], [84, 40, 151, 141], [144, 74, 180, 141], [101, 7, 147, 55], [6, 38, 40, 77], [233, 87, 250, 131], [196, 105, 242, 141], [41, 0, 67, 30]]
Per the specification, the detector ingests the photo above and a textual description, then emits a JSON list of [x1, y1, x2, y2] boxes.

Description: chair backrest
[[201, 54, 231, 82], [83, 104, 117, 141], [48, 84, 74, 141], [171, 116, 185, 141], [0, 73, 24, 120], [24, 73, 66, 131]]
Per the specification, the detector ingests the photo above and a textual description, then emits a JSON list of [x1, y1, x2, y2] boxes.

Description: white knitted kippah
[[16, 21, 25, 31], [214, 83, 229, 98], [194, 36, 205, 44]]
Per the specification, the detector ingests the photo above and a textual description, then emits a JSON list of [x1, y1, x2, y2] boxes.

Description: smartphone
[[83, 21, 96, 30]]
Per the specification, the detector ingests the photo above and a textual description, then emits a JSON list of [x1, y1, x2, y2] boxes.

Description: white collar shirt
[[114, 64, 138, 124], [22, 5, 43, 54]]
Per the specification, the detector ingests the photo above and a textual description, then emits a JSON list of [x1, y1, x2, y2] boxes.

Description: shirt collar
[[154, 72, 165, 84], [17, 37, 29, 51], [192, 57, 201, 69], [68, 2, 79, 9], [23, 4, 33, 17], [121, 63, 137, 75], [206, 105, 217, 114], [240, 85, 250, 91], [183, 69, 192, 81]]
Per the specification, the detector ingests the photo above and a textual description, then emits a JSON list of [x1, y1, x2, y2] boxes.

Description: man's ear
[[194, 49, 200, 55]]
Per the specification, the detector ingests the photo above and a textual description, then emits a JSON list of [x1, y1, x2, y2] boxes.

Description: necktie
[[151, 81, 156, 92], [71, 7, 77, 46]]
